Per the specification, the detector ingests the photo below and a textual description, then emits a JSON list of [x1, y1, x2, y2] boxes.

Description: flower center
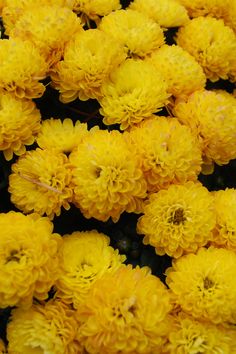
[[203, 277, 214, 290], [5, 249, 22, 264], [169, 208, 186, 225]]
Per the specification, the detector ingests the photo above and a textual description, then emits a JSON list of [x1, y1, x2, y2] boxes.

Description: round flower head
[[0, 38, 47, 99], [51, 29, 127, 103], [176, 0, 231, 19], [99, 59, 169, 130], [55, 230, 126, 308], [166, 247, 236, 324], [148, 45, 206, 98], [0, 92, 41, 161], [70, 129, 147, 222], [129, 0, 189, 28], [72, 0, 121, 23], [37, 118, 89, 154], [7, 300, 81, 354], [77, 266, 172, 354], [176, 17, 236, 82], [173, 90, 236, 166], [137, 182, 215, 258], [0, 211, 60, 308], [9, 148, 73, 219], [164, 312, 236, 353], [10, 5, 82, 68], [99, 9, 165, 58], [127, 117, 202, 192]]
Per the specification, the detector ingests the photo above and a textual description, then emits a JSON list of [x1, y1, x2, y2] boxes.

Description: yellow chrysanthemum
[[137, 182, 215, 258], [70, 129, 147, 222], [173, 90, 236, 166], [0, 211, 60, 308], [176, 0, 231, 19], [0, 340, 6, 354], [99, 9, 165, 58], [164, 312, 236, 353], [0, 38, 47, 99], [55, 230, 126, 307], [10, 6, 82, 67], [37, 118, 90, 154], [129, 0, 189, 28], [166, 247, 236, 324], [77, 266, 172, 354], [51, 29, 127, 103], [148, 45, 206, 98], [127, 117, 202, 192], [99, 59, 169, 130], [7, 300, 81, 354], [0, 92, 41, 161], [72, 0, 121, 22], [9, 148, 73, 219], [176, 17, 236, 82]]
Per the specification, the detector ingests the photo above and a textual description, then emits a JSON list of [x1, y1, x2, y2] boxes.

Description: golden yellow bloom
[[173, 90, 236, 166], [0, 0, 6, 16], [7, 300, 81, 354], [0, 211, 60, 308], [164, 312, 236, 353], [0, 92, 41, 161], [0, 38, 47, 99], [137, 182, 215, 258], [148, 45, 206, 98], [55, 230, 126, 308], [0, 340, 6, 354], [127, 117, 202, 192], [77, 265, 172, 354], [70, 129, 147, 222], [166, 247, 236, 324], [10, 5, 82, 68], [129, 0, 189, 28], [72, 0, 121, 22], [37, 118, 89, 154], [99, 59, 169, 130], [176, 0, 231, 19], [99, 9, 165, 58], [51, 29, 127, 103], [176, 17, 236, 82], [9, 148, 73, 219], [224, 1, 236, 33]]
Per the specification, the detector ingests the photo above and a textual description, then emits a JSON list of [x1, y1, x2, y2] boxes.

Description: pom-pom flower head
[[148, 44, 206, 98], [0, 38, 47, 99], [51, 29, 127, 103], [99, 9, 165, 58], [70, 129, 147, 222], [0, 92, 41, 160], [166, 247, 236, 324], [7, 300, 81, 354], [55, 230, 126, 307], [129, 0, 189, 28], [176, 17, 236, 82], [9, 148, 73, 219], [0, 211, 60, 308], [127, 117, 202, 192], [77, 266, 172, 354], [99, 59, 169, 130]]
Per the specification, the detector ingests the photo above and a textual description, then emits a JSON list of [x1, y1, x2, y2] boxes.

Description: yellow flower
[[148, 45, 206, 98], [9, 5, 82, 68], [129, 0, 189, 28], [0, 0, 6, 16], [127, 117, 202, 192], [99, 9, 165, 58], [224, 1, 236, 33], [164, 312, 236, 353], [0, 92, 41, 161], [0, 211, 60, 308], [77, 265, 172, 354], [0, 38, 47, 99], [70, 129, 147, 222], [173, 89, 236, 166], [51, 29, 127, 103], [9, 148, 73, 219], [37, 118, 89, 154], [72, 0, 121, 22], [176, 0, 231, 19], [0, 340, 6, 354], [176, 17, 236, 82], [166, 247, 236, 324], [99, 59, 169, 130], [55, 230, 126, 308], [137, 182, 215, 258], [7, 300, 81, 354]]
